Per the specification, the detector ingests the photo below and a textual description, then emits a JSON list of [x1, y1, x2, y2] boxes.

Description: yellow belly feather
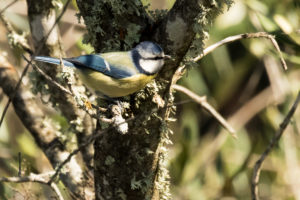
[[78, 69, 156, 98]]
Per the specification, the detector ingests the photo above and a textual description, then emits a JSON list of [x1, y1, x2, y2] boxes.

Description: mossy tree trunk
[[76, 0, 231, 199]]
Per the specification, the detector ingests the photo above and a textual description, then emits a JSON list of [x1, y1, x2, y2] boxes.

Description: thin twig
[[48, 97, 191, 183], [0, 171, 64, 200], [193, 32, 287, 70], [0, 0, 18, 15], [47, 96, 203, 184], [48, 115, 132, 183], [251, 91, 300, 200], [0, 58, 31, 127], [22, 55, 72, 96], [172, 84, 237, 138], [22, 54, 107, 119], [0, 13, 32, 54], [171, 32, 287, 100], [0, 0, 72, 128], [18, 152, 21, 177]]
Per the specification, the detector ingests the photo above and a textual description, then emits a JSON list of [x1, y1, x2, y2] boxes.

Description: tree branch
[[0, 53, 57, 147], [26, 0, 96, 176], [194, 32, 287, 70], [0, 52, 90, 199], [251, 91, 300, 200], [0, 1, 94, 197], [0, 171, 64, 200], [0, 0, 18, 15], [172, 84, 236, 137], [171, 32, 288, 89]]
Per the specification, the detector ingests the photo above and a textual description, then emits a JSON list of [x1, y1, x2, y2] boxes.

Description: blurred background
[[0, 0, 299, 199]]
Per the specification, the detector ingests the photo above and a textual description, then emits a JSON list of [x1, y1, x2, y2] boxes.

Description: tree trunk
[[75, 0, 230, 199]]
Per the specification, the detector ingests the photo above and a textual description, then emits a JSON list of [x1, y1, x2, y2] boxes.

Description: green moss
[[131, 174, 143, 190], [105, 155, 116, 165], [184, 0, 234, 68], [116, 188, 127, 200], [124, 24, 142, 46], [74, 1, 234, 199], [76, 0, 149, 51]]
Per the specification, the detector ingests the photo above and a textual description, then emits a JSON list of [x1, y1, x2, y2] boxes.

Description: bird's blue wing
[[34, 56, 77, 67], [65, 54, 137, 79]]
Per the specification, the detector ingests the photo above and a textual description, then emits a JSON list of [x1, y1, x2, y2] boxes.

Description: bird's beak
[[163, 55, 172, 59]]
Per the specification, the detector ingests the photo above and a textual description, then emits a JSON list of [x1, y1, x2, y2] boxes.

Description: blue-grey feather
[[35, 55, 135, 79], [34, 56, 76, 67], [65, 55, 135, 79], [136, 41, 163, 55]]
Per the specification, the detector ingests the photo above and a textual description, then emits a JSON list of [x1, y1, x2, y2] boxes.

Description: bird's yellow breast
[[78, 69, 156, 98]]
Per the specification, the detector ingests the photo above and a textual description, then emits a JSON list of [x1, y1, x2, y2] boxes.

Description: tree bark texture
[[76, 0, 230, 199], [26, 0, 94, 198]]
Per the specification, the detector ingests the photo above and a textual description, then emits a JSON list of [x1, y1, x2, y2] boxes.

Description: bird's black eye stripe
[[142, 56, 164, 60]]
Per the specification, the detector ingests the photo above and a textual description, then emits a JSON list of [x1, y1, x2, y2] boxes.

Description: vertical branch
[[0, 172, 64, 200], [0, 51, 87, 199], [26, 0, 95, 170], [25, 0, 94, 198], [251, 92, 300, 200], [18, 152, 21, 177]]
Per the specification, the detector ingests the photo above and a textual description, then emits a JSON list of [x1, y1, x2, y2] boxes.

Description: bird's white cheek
[[139, 60, 163, 74]]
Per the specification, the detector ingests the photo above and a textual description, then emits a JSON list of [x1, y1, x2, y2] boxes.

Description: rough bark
[[26, 0, 94, 198], [1, 0, 231, 199], [75, 0, 229, 199], [0, 53, 85, 199]]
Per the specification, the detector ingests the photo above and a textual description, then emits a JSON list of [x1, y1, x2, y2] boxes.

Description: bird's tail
[[34, 56, 75, 67]]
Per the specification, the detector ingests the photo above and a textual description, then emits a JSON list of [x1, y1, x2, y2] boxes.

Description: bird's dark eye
[[153, 56, 164, 60], [143, 56, 163, 60]]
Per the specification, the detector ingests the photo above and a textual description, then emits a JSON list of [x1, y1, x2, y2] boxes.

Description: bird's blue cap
[[134, 41, 164, 57]]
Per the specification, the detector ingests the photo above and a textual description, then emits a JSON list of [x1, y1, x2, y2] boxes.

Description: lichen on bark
[[75, 0, 233, 199]]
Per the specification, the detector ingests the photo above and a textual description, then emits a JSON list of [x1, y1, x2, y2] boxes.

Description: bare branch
[[251, 91, 300, 200], [0, 53, 56, 146], [0, 61, 31, 129], [0, 171, 64, 200], [172, 84, 237, 138], [0, 0, 72, 128], [1, 1, 96, 196], [24, 56, 73, 95], [194, 32, 287, 70], [192, 86, 289, 178], [22, 55, 108, 120], [171, 32, 288, 106], [18, 152, 21, 177], [0, 52, 89, 199], [0, 0, 18, 15], [26, 0, 97, 177], [0, 13, 32, 54], [48, 116, 133, 184]]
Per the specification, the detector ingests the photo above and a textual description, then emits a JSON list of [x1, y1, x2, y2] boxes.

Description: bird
[[34, 41, 169, 98]]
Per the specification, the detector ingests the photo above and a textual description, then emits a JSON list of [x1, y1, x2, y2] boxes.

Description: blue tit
[[34, 41, 169, 98]]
